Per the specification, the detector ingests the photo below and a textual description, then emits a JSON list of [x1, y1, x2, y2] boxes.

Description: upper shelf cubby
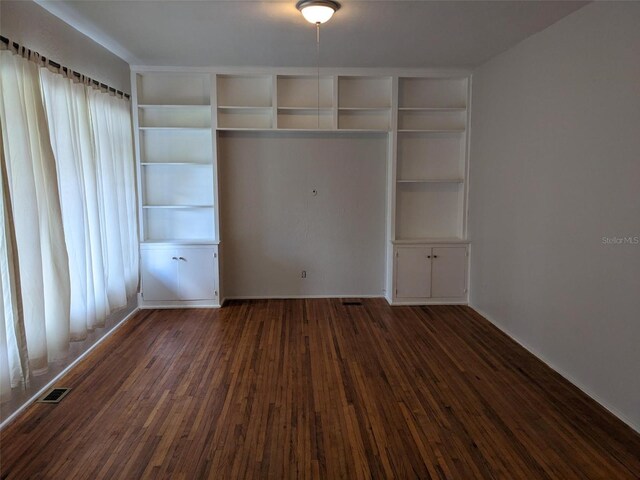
[[217, 75, 272, 108], [138, 105, 211, 128], [399, 77, 468, 109], [398, 110, 466, 132], [136, 73, 211, 106], [277, 75, 333, 109], [338, 76, 392, 109]]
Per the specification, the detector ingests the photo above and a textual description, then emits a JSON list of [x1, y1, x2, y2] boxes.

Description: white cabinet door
[[177, 247, 217, 301], [395, 247, 431, 298], [431, 247, 467, 298], [141, 249, 180, 301]]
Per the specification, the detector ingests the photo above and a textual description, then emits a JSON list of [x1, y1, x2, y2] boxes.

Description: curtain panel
[[0, 45, 138, 397], [0, 50, 71, 375]]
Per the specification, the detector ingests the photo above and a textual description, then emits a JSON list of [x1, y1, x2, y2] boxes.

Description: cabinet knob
[[433, 255, 438, 259], [427, 255, 431, 259], [179, 256, 186, 261], [172, 256, 178, 260]]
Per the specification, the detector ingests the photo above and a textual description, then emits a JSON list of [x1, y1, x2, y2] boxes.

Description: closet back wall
[[219, 132, 387, 298]]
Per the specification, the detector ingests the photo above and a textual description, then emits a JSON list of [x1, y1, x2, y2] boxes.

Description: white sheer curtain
[[87, 89, 138, 306], [0, 122, 29, 398], [0, 44, 138, 394], [40, 70, 138, 335], [40, 69, 109, 339], [0, 49, 72, 373]]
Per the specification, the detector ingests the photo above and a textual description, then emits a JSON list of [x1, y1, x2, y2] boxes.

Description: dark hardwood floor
[[1, 299, 639, 479]]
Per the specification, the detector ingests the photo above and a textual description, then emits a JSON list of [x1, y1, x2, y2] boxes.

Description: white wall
[[469, 2, 640, 430], [219, 132, 387, 298], [0, 0, 130, 92]]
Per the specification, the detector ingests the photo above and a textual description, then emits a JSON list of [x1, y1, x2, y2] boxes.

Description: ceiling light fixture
[[296, 0, 340, 25]]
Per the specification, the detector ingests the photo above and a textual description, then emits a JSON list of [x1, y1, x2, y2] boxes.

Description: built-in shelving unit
[[133, 71, 220, 308], [135, 72, 216, 245], [394, 77, 469, 242], [132, 68, 471, 307], [213, 74, 395, 132], [388, 76, 471, 305]]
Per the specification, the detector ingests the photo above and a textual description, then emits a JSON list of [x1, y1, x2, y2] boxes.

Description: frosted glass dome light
[[296, 0, 341, 24]]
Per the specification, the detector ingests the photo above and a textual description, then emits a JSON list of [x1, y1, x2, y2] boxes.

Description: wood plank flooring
[[1, 299, 639, 479]]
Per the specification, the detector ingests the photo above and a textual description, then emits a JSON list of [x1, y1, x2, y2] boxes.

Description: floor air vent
[[342, 301, 363, 306], [38, 388, 71, 404]]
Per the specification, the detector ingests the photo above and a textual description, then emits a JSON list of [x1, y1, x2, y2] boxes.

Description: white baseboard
[[0, 305, 140, 431], [225, 294, 385, 300], [470, 305, 639, 434], [137, 293, 221, 309], [139, 303, 221, 309], [389, 299, 469, 306]]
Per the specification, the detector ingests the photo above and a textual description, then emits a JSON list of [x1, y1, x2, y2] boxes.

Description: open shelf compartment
[[399, 77, 468, 109], [136, 73, 211, 106], [277, 75, 333, 109], [395, 182, 464, 240]]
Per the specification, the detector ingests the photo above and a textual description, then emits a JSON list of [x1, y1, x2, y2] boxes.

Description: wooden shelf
[[337, 128, 389, 132], [397, 178, 464, 184], [398, 107, 466, 112], [393, 237, 470, 245], [217, 127, 273, 131], [398, 129, 465, 133], [218, 105, 272, 110], [139, 127, 210, 131], [217, 128, 387, 133], [391, 237, 471, 245], [142, 239, 219, 245], [277, 107, 332, 111], [142, 205, 214, 209], [338, 107, 390, 111], [138, 104, 210, 109], [141, 162, 211, 166]]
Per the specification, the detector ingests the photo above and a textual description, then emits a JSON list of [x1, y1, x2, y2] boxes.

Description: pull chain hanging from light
[[296, 0, 341, 128], [316, 21, 320, 128]]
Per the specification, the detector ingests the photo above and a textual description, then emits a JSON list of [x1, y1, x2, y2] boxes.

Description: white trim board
[[470, 306, 639, 434], [139, 303, 221, 309], [225, 295, 385, 300], [391, 300, 468, 306], [131, 66, 473, 78], [0, 306, 141, 431]]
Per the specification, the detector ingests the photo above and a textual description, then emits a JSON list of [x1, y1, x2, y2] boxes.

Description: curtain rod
[[0, 35, 130, 99]]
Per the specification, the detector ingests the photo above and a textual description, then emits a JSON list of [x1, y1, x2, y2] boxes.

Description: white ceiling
[[37, 0, 587, 68]]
